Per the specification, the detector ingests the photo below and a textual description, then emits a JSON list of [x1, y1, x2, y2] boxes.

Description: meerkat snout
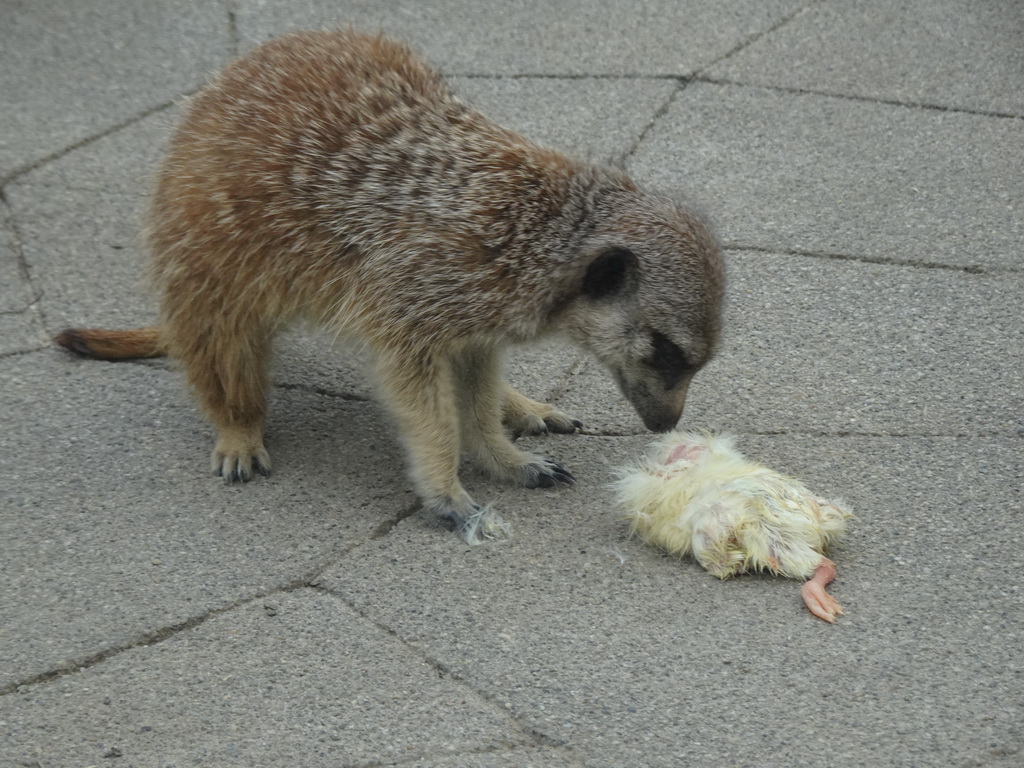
[[563, 201, 723, 435]]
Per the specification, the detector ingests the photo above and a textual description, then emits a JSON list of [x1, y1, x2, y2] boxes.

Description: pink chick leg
[[800, 558, 844, 623]]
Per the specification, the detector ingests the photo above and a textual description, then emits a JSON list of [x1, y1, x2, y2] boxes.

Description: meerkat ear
[[581, 247, 638, 299]]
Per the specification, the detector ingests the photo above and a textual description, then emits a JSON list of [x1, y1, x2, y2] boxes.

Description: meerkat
[[55, 30, 724, 543]]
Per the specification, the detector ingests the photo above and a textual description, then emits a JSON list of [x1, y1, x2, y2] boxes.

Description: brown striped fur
[[55, 30, 724, 542], [54, 327, 162, 359]]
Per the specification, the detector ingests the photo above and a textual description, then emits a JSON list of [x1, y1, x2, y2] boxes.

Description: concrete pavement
[[2, 1, 1022, 766]]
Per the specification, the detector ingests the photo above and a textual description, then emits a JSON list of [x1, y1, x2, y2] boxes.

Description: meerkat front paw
[[518, 456, 576, 489], [212, 427, 271, 482], [212, 448, 272, 482], [503, 388, 582, 437], [511, 409, 583, 437]]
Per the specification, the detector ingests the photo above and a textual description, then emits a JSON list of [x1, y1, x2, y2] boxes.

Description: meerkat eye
[[646, 330, 690, 389], [582, 247, 637, 299]]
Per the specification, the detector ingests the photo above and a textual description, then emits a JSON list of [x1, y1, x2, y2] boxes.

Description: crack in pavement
[[0, 570, 331, 698]]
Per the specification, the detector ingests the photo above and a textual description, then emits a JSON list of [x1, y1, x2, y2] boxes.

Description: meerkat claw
[[510, 411, 580, 438], [543, 413, 584, 434], [548, 462, 576, 485], [523, 458, 575, 488], [213, 449, 271, 483], [214, 457, 247, 483]]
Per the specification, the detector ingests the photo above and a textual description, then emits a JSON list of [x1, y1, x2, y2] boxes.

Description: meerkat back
[[147, 30, 496, 333]]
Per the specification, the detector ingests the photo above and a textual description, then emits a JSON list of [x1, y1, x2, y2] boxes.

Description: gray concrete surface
[[1, 1, 1021, 767]]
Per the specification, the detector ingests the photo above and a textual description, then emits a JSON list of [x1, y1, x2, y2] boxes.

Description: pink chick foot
[[800, 558, 844, 623]]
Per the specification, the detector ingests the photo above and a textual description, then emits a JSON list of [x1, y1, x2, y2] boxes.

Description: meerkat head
[[559, 187, 724, 432]]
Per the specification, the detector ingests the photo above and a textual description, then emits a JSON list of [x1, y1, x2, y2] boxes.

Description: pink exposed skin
[[801, 558, 844, 623], [666, 442, 704, 464]]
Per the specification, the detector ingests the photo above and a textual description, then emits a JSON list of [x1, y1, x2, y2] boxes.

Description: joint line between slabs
[[353, 744, 583, 768], [617, 78, 689, 165], [693, 0, 828, 78], [454, 72, 682, 81], [579, 428, 1012, 440], [0, 571, 329, 697], [725, 244, 1006, 275], [0, 99, 183, 189], [367, 499, 423, 540], [224, 0, 240, 58], [0, 344, 52, 360], [696, 76, 1024, 121], [309, 583, 566, 751], [745, 429, 1012, 439], [0, 189, 48, 324]]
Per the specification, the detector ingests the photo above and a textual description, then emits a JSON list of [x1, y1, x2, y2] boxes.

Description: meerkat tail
[[54, 327, 164, 360]]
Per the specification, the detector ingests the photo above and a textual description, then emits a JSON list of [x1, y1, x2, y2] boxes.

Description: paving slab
[[0, 352, 413, 691], [401, 746, 585, 767], [450, 77, 679, 162], [708, 0, 1024, 116], [558, 251, 1024, 437], [0, 589, 536, 767], [318, 433, 1024, 768], [0, 210, 33, 316], [2, 1, 1022, 766], [0, 312, 43, 359], [630, 81, 1024, 271], [5, 107, 177, 333], [237, 0, 807, 75], [0, 0, 228, 181], [0, 208, 46, 355]]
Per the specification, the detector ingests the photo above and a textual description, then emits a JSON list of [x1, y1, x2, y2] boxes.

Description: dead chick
[[614, 431, 853, 622]]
